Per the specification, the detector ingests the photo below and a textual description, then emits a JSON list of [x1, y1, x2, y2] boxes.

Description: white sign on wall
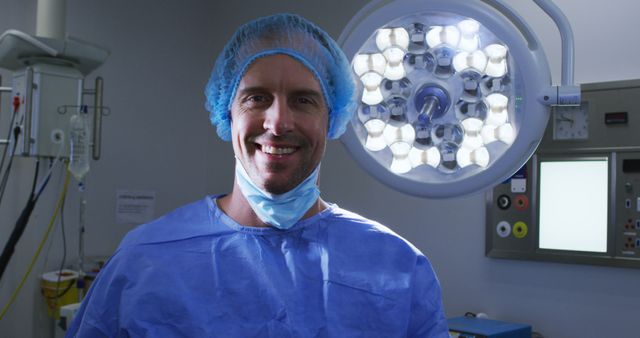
[[115, 190, 156, 224]]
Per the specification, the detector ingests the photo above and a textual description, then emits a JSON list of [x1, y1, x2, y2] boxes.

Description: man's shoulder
[[118, 196, 226, 249], [325, 205, 423, 257], [326, 206, 389, 232]]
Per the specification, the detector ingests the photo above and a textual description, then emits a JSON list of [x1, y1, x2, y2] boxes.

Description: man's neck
[[216, 179, 328, 228]]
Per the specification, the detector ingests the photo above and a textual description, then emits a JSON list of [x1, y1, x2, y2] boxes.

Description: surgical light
[[339, 0, 580, 198]]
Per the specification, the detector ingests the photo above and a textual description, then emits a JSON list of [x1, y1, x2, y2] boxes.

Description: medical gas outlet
[[11, 63, 84, 158]]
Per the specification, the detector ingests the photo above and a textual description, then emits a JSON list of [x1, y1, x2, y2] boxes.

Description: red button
[[514, 195, 529, 211]]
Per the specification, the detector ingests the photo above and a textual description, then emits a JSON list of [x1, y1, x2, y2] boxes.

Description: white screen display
[[539, 160, 608, 253]]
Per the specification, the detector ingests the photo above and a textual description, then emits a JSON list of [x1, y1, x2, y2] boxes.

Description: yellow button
[[513, 221, 528, 239]]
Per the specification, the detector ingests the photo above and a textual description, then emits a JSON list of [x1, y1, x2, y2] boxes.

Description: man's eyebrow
[[291, 89, 324, 101], [237, 87, 324, 100], [236, 86, 269, 97]]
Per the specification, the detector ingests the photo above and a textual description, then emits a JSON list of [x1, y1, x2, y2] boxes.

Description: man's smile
[[258, 144, 297, 155]]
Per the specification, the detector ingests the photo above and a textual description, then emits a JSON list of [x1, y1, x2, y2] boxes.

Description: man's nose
[[263, 97, 293, 136]]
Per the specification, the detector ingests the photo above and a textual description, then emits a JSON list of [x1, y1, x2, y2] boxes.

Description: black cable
[[0, 104, 18, 184], [34, 161, 54, 200], [29, 160, 40, 197], [0, 160, 44, 281], [0, 125, 21, 209], [0, 140, 17, 209]]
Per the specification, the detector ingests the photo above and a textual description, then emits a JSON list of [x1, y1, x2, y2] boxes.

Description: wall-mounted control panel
[[12, 63, 83, 158], [486, 79, 640, 268]]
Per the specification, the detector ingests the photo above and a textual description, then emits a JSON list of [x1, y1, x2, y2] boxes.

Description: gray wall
[[0, 0, 638, 337]]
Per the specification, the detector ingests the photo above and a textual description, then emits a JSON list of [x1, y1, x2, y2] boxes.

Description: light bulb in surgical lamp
[[496, 123, 515, 144], [383, 123, 416, 146], [484, 44, 508, 78], [364, 118, 387, 151], [460, 118, 484, 149], [383, 47, 406, 64], [457, 146, 490, 168], [390, 156, 412, 174], [485, 93, 509, 126], [481, 123, 515, 145], [390, 141, 412, 157], [361, 71, 383, 90], [353, 53, 387, 76], [426, 25, 460, 48], [362, 88, 384, 105], [382, 47, 407, 81], [461, 135, 483, 151], [389, 142, 412, 174], [376, 27, 410, 51], [452, 50, 487, 73], [339, 0, 559, 198], [461, 117, 483, 133], [384, 64, 406, 81], [360, 71, 384, 105], [457, 19, 480, 52], [409, 146, 441, 168]]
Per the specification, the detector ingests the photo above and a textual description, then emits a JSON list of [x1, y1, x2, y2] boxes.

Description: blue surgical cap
[[204, 13, 356, 140]]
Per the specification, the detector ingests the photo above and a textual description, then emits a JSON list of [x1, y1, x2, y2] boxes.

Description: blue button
[[636, 220, 640, 229], [626, 199, 632, 208]]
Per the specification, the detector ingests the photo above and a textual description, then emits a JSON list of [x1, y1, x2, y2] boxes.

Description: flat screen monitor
[[538, 160, 608, 253]]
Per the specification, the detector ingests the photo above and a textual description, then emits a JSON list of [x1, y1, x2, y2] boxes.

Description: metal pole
[[92, 77, 103, 160], [533, 0, 575, 86], [23, 67, 34, 156]]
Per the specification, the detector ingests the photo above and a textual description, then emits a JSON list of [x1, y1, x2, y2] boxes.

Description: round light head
[[339, 0, 551, 198]]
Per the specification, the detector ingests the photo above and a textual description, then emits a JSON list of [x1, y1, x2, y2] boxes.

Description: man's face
[[230, 54, 329, 194]]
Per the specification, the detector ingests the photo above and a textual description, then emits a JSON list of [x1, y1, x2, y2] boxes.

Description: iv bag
[[69, 107, 90, 181]]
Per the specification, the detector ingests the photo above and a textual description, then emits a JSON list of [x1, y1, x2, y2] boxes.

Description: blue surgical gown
[[67, 196, 448, 337]]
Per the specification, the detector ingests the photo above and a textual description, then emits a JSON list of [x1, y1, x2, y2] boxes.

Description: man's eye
[[248, 95, 267, 103], [296, 97, 314, 105], [242, 95, 271, 108]]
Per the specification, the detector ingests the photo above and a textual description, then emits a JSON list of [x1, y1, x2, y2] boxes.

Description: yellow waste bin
[[40, 269, 79, 319]]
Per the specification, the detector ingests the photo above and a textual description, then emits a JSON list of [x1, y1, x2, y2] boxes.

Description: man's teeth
[[262, 145, 295, 155]]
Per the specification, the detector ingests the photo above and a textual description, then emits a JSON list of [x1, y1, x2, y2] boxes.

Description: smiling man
[[218, 54, 330, 228], [67, 14, 448, 338]]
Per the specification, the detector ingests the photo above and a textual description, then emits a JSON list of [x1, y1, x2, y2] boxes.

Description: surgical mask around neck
[[234, 160, 321, 230]]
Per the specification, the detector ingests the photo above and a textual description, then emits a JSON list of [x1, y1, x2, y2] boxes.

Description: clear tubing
[[532, 0, 574, 85]]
